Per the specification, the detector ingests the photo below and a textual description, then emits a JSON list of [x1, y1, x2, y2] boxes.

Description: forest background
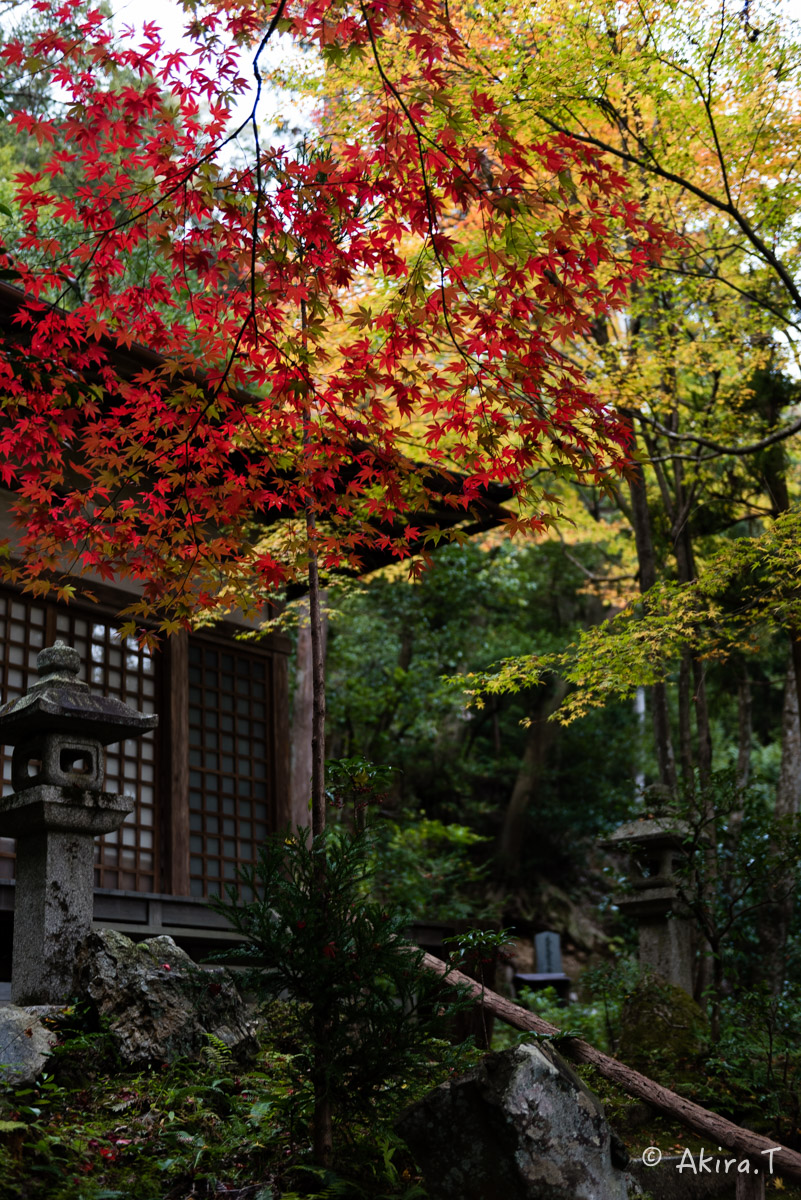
[[3, 0, 801, 1183], [268, 0, 801, 1145]]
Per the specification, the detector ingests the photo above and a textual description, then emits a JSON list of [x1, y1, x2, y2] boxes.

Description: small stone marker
[[0, 641, 157, 1005], [514, 930, 571, 1003], [535, 930, 562, 974]]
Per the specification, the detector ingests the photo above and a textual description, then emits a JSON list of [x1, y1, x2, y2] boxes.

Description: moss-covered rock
[[618, 973, 708, 1081]]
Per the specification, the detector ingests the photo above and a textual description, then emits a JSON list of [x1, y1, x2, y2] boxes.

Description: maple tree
[[0, 0, 673, 1160], [0, 3, 664, 781]]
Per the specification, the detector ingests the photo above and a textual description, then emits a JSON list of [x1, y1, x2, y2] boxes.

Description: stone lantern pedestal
[[0, 641, 157, 1005], [601, 817, 695, 995]]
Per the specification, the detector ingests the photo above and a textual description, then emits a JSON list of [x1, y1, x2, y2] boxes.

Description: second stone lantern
[[601, 815, 695, 995], [0, 640, 158, 1005]]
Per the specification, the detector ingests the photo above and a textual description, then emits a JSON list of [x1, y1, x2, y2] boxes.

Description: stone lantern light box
[[0, 641, 157, 1005]]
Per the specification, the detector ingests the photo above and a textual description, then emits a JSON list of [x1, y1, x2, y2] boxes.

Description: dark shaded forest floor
[[1, 1001, 799, 1200]]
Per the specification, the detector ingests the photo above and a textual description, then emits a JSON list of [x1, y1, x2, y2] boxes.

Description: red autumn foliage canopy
[[0, 0, 671, 633]]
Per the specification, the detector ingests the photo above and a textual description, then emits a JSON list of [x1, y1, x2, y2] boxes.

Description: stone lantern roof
[[600, 816, 691, 853], [0, 640, 158, 746]]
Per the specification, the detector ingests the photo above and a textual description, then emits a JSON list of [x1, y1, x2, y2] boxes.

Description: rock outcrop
[[0, 1005, 59, 1085], [73, 929, 257, 1066], [396, 1041, 629, 1200]]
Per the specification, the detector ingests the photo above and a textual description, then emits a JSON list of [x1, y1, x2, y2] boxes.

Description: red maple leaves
[[0, 0, 673, 631]]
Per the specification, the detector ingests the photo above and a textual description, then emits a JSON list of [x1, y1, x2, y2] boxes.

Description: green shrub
[[208, 827, 471, 1154]]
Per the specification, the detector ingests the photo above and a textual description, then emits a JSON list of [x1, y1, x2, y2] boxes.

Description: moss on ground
[[0, 1001, 464, 1200]]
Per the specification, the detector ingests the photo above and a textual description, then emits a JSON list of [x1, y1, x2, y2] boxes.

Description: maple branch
[[556, 539, 636, 587], [44, 3, 287, 314], [356, 4, 501, 422], [533, 107, 801, 313], [247, 0, 288, 340], [662, 263, 801, 333], [358, 2, 438, 239], [637, 410, 801, 458]]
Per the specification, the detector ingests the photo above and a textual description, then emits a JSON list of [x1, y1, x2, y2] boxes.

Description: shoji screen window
[[187, 641, 270, 898]]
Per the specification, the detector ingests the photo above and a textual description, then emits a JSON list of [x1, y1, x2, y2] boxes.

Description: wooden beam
[[162, 630, 189, 895], [271, 645, 291, 831]]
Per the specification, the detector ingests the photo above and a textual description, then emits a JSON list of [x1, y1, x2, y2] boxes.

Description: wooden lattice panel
[[187, 641, 271, 898], [54, 611, 159, 892], [0, 595, 49, 879]]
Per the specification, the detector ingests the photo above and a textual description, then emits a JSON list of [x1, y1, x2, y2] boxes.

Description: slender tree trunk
[[290, 596, 328, 830], [625, 459, 677, 792], [301, 298, 333, 1167], [791, 634, 801, 747], [760, 655, 801, 993], [678, 650, 695, 792], [307, 525, 326, 840], [736, 665, 752, 792], [674, 515, 713, 793], [498, 679, 568, 878], [775, 656, 801, 820], [312, 1012, 334, 1168], [306, 524, 333, 1166], [692, 657, 712, 789]]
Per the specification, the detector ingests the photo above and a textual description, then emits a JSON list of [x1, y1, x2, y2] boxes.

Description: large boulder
[[0, 1005, 59, 1085], [73, 929, 257, 1067], [396, 1041, 629, 1200]]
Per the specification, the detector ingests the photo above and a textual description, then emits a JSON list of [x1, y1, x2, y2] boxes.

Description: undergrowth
[[0, 1001, 477, 1200]]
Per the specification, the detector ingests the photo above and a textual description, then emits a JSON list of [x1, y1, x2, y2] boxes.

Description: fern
[[200, 1032, 235, 1073]]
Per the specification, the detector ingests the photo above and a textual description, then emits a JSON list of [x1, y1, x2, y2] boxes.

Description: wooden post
[[736, 1163, 765, 1199]]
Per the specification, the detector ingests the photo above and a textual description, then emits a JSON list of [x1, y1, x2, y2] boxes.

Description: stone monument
[[0, 640, 157, 1005], [513, 930, 572, 1003]]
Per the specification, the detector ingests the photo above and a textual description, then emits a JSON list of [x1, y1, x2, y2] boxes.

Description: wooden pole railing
[[422, 953, 801, 1187]]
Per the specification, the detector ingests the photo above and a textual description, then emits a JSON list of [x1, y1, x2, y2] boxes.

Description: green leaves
[[467, 506, 801, 725]]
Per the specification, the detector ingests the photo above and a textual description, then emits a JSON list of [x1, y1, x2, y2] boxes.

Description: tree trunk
[[760, 655, 801, 992], [306, 540, 333, 1165], [307, 524, 327, 837], [290, 596, 328, 830], [301, 285, 331, 1165], [775, 656, 801, 819], [312, 1017, 334, 1169], [497, 679, 568, 878], [692, 657, 712, 789], [625, 459, 677, 792], [678, 650, 695, 792], [737, 666, 752, 791]]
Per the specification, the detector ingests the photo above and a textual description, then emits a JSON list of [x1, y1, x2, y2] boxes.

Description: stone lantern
[[0, 641, 158, 1004], [600, 816, 694, 995]]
